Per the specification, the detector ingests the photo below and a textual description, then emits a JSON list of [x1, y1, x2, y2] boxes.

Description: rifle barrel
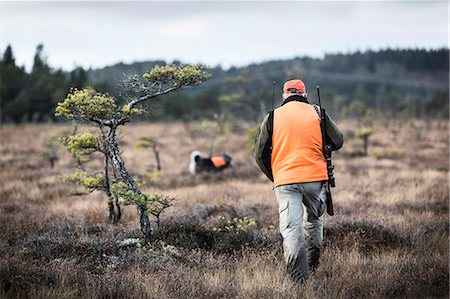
[[272, 81, 276, 110], [316, 86, 321, 107]]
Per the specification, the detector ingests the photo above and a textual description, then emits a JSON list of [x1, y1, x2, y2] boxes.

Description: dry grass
[[0, 120, 448, 298]]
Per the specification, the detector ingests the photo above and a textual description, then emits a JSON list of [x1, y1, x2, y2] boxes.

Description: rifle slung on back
[[316, 86, 335, 216]]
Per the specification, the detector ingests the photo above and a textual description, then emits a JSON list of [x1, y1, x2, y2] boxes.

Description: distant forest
[[1, 44, 448, 123]]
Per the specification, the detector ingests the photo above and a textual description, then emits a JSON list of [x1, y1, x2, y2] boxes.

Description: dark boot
[[308, 247, 321, 272]]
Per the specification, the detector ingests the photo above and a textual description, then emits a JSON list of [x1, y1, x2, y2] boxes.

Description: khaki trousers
[[275, 182, 327, 282]]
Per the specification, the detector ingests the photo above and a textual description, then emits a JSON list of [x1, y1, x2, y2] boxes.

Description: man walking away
[[254, 79, 344, 282]]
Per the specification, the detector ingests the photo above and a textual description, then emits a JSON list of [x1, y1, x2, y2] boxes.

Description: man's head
[[282, 79, 307, 101]]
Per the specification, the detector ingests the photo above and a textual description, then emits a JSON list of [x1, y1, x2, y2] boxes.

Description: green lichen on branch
[[64, 168, 104, 190], [110, 182, 140, 205], [110, 182, 174, 217], [59, 132, 101, 163], [55, 87, 117, 121], [121, 104, 143, 117], [146, 194, 174, 218], [143, 65, 210, 88]]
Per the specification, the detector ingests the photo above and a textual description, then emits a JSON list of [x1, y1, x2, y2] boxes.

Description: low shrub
[[325, 221, 410, 254], [155, 216, 277, 254]]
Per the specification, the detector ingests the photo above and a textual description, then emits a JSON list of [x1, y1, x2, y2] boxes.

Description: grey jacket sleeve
[[254, 113, 273, 182], [324, 111, 344, 151]]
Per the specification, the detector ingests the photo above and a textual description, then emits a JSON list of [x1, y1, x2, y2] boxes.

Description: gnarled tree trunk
[[152, 146, 161, 171], [108, 124, 152, 242]]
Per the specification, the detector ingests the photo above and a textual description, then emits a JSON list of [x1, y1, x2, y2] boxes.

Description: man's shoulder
[[274, 102, 319, 113]]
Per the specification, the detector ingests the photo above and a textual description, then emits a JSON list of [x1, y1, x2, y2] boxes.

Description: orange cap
[[283, 79, 306, 94]]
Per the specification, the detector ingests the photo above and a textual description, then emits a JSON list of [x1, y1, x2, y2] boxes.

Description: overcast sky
[[1, 1, 448, 71]]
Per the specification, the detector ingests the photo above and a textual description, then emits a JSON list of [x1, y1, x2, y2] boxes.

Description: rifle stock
[[326, 184, 334, 216]]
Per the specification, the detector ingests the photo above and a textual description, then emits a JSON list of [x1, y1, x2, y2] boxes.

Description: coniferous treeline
[[1, 44, 448, 123], [1, 44, 89, 123]]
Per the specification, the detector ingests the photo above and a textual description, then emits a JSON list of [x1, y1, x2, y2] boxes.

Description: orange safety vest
[[211, 156, 226, 168], [271, 101, 327, 187]]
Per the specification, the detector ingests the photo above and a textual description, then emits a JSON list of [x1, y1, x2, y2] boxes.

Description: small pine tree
[[135, 136, 163, 171], [60, 130, 122, 222], [43, 133, 64, 168], [56, 65, 210, 242], [355, 108, 376, 156]]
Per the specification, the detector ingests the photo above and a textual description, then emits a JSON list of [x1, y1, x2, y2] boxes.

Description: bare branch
[[117, 117, 131, 126], [127, 88, 177, 109], [91, 117, 113, 127]]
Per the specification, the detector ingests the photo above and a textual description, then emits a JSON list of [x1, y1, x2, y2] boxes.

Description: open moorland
[[0, 120, 448, 298]]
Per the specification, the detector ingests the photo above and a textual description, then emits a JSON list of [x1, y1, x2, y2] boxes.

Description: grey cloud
[[2, 1, 447, 70]]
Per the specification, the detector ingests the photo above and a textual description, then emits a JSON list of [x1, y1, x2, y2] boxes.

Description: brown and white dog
[[189, 151, 233, 175]]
